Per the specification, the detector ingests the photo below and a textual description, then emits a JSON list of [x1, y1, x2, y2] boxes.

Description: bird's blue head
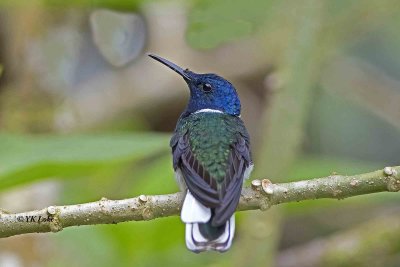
[[149, 54, 241, 116]]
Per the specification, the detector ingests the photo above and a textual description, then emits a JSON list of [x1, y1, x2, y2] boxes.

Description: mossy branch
[[0, 166, 399, 238]]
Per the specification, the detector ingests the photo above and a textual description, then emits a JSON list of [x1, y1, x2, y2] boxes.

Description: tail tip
[[185, 215, 235, 253]]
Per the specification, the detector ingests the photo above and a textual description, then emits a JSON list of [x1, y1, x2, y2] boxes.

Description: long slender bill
[[148, 54, 191, 81]]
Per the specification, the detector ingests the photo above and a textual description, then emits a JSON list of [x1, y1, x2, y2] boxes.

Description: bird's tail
[[181, 190, 235, 253]]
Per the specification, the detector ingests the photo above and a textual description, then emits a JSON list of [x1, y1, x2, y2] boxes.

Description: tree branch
[[0, 166, 399, 238]]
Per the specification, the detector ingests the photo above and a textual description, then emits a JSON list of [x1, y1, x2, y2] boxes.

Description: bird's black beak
[[148, 54, 191, 81]]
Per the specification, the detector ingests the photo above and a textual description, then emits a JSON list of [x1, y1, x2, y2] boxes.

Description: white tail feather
[[181, 191, 211, 223], [244, 163, 254, 180], [179, 172, 248, 252], [184, 213, 235, 252]]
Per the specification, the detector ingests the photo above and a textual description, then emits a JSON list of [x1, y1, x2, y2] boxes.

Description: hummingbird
[[149, 54, 253, 253]]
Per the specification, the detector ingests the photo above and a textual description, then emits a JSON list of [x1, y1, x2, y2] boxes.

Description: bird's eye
[[202, 83, 212, 93]]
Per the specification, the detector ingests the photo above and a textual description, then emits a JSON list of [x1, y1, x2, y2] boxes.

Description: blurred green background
[[0, 0, 399, 266]]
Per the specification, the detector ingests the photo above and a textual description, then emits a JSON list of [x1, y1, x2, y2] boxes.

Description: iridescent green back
[[173, 112, 249, 183]]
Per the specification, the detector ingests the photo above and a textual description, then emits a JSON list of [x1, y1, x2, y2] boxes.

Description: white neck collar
[[193, 108, 241, 117], [194, 109, 223, 114]]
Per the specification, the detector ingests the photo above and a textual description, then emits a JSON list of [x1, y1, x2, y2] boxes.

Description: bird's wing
[[171, 132, 220, 207], [213, 134, 251, 226], [171, 115, 251, 227]]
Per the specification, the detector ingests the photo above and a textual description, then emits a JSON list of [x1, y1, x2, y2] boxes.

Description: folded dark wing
[[212, 136, 251, 226], [171, 131, 252, 226]]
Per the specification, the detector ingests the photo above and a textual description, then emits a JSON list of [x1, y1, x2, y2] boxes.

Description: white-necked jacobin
[[149, 54, 253, 253]]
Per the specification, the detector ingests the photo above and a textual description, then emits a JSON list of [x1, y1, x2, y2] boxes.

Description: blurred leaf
[[0, 133, 169, 190], [186, 0, 273, 49]]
